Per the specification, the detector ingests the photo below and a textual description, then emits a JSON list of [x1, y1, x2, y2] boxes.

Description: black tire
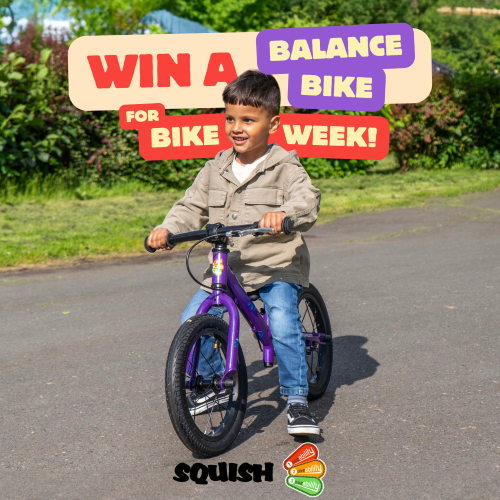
[[165, 314, 248, 457], [299, 284, 333, 401]]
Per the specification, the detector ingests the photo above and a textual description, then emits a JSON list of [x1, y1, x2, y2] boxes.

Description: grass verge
[[1, 164, 500, 270], [315, 164, 500, 222]]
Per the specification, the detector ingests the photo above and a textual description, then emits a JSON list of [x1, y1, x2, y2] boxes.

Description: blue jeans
[[181, 282, 308, 396]]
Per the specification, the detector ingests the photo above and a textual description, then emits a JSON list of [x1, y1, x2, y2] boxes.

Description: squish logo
[[283, 443, 326, 497], [212, 257, 224, 276]]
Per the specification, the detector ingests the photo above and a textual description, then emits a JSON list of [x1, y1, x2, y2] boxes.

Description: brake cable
[[185, 226, 275, 290], [185, 234, 222, 290]]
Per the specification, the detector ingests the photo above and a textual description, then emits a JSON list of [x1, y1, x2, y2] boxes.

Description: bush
[[0, 45, 62, 177], [0, 25, 208, 189], [454, 70, 500, 169], [389, 75, 466, 171], [389, 68, 500, 172]]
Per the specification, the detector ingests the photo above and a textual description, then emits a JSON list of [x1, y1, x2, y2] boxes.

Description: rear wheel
[[298, 284, 333, 401], [165, 314, 248, 457]]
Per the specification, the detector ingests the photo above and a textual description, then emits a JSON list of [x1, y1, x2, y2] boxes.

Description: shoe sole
[[287, 425, 320, 435], [189, 394, 231, 416]]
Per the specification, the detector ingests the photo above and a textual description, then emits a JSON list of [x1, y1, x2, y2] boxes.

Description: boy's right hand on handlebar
[[147, 228, 172, 251]]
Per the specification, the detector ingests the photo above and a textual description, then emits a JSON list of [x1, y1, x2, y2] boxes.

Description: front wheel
[[299, 284, 333, 401], [165, 314, 248, 457]]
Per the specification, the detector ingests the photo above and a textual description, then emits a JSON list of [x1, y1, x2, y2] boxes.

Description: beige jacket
[[155, 143, 321, 292]]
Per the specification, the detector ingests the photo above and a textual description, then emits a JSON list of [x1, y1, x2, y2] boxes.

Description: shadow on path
[[192, 335, 379, 457]]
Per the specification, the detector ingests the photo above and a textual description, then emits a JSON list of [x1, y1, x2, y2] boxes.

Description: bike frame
[[186, 239, 328, 390]]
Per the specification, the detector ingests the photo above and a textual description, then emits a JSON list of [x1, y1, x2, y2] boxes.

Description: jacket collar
[[217, 143, 298, 175]]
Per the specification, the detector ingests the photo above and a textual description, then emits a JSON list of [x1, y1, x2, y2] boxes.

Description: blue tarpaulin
[[141, 10, 217, 34]]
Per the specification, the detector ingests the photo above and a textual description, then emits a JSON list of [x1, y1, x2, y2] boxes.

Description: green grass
[[315, 164, 500, 222], [1, 164, 500, 269], [0, 173, 161, 204]]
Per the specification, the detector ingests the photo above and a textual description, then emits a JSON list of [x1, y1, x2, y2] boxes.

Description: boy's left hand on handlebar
[[147, 228, 172, 251], [259, 212, 287, 236]]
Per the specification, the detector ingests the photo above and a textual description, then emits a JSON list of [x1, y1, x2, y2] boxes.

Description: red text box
[[119, 104, 389, 160], [275, 113, 389, 160]]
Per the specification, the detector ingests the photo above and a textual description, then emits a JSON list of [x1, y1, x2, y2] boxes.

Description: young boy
[[147, 70, 322, 435]]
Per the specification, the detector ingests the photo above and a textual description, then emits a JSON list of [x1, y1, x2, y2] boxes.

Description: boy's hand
[[259, 212, 287, 236], [147, 228, 172, 251]]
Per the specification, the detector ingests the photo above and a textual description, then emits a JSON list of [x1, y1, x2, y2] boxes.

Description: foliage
[[4, 0, 500, 192], [389, 76, 466, 171], [45, 0, 500, 74], [0, 1, 17, 37], [453, 69, 500, 168], [0, 44, 63, 177], [454, 70, 500, 148], [54, 0, 165, 36], [0, 25, 206, 188], [417, 8, 500, 73], [389, 68, 500, 171], [1, 21, 378, 190], [158, 0, 437, 32]]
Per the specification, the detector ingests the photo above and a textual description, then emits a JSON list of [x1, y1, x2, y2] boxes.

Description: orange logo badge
[[283, 443, 319, 471], [289, 459, 326, 479]]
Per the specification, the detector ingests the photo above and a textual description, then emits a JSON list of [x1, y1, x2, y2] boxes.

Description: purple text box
[[287, 68, 386, 112], [256, 23, 415, 74]]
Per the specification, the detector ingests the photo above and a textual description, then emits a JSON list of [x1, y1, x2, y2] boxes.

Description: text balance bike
[[144, 219, 333, 457]]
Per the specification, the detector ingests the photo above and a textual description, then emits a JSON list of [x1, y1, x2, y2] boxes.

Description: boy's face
[[224, 103, 280, 159]]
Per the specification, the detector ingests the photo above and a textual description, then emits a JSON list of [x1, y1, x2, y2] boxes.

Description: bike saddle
[[248, 290, 260, 301]]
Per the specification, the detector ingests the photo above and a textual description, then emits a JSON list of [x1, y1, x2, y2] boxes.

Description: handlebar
[[144, 217, 294, 254]]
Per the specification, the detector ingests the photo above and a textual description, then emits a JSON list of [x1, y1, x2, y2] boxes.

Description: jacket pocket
[[244, 187, 284, 206], [244, 187, 284, 223], [208, 189, 227, 224]]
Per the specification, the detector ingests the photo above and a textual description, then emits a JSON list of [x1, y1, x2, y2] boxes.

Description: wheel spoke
[[214, 390, 227, 423], [301, 293, 331, 391], [301, 302, 310, 327], [185, 333, 232, 435], [306, 355, 313, 373], [207, 399, 216, 433], [306, 305, 316, 333], [168, 319, 249, 452], [199, 344, 221, 379]]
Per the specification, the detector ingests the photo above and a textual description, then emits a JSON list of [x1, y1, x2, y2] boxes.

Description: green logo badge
[[285, 475, 324, 497]]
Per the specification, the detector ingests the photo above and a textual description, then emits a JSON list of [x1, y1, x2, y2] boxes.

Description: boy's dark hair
[[222, 70, 281, 118]]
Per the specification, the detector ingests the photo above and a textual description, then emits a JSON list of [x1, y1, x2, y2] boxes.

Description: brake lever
[[224, 227, 275, 237], [247, 227, 275, 237]]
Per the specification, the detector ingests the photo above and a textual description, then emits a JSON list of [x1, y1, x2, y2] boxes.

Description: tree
[[0, 0, 16, 37], [53, 0, 165, 36]]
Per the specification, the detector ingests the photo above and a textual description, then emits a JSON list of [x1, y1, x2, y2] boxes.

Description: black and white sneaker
[[287, 403, 320, 435], [188, 389, 231, 416]]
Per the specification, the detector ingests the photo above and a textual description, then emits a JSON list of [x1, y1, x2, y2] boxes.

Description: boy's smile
[[225, 103, 280, 165]]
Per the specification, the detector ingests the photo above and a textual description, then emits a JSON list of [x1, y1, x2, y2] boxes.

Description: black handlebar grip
[[282, 217, 294, 235], [251, 218, 293, 234], [144, 232, 177, 253], [144, 236, 156, 253], [166, 233, 176, 248]]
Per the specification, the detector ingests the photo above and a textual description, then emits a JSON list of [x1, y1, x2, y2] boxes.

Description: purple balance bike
[[144, 218, 333, 457]]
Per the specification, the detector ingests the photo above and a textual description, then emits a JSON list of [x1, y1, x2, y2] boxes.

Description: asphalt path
[[1, 189, 499, 499]]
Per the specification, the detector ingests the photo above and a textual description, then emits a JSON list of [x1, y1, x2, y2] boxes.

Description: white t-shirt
[[232, 146, 272, 184]]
